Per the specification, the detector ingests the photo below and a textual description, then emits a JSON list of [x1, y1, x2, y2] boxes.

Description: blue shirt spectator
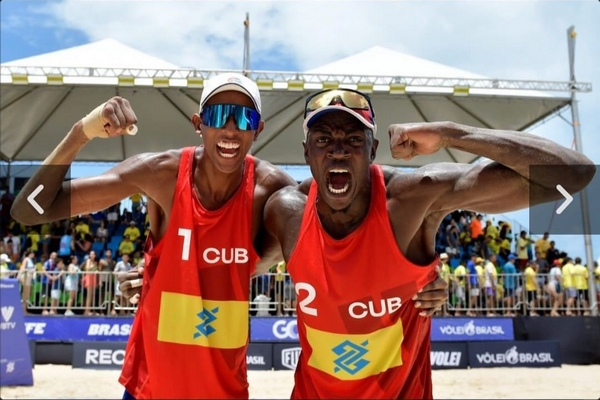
[[503, 255, 518, 290], [58, 230, 73, 257], [467, 258, 479, 287]]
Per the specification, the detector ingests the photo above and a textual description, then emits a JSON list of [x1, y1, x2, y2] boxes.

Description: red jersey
[[119, 147, 258, 399], [287, 165, 438, 399]]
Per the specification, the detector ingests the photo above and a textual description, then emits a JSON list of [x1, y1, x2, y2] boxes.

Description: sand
[[1, 364, 599, 399]]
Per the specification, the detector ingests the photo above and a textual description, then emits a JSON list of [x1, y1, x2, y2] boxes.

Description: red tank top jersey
[[287, 164, 438, 399], [118, 147, 258, 399]]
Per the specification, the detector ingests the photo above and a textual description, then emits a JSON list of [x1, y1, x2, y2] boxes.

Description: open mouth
[[327, 168, 351, 194], [217, 141, 240, 159]]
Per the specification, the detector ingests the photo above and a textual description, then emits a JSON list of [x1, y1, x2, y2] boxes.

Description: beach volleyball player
[[261, 89, 595, 398]]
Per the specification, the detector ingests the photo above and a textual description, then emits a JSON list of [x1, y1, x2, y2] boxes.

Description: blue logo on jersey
[[332, 340, 370, 375], [194, 306, 219, 338]]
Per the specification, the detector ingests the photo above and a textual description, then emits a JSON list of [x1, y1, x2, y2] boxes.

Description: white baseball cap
[[0, 253, 10, 263], [199, 73, 261, 114]]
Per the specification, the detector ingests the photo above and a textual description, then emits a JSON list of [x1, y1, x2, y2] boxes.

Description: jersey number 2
[[295, 282, 318, 316]]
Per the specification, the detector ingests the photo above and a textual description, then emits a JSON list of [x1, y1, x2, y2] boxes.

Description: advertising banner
[[0, 279, 34, 386], [250, 317, 298, 342], [246, 343, 273, 370], [72, 341, 127, 369], [273, 343, 302, 371], [430, 342, 469, 370], [24, 316, 134, 342], [431, 318, 514, 341], [468, 341, 561, 368]]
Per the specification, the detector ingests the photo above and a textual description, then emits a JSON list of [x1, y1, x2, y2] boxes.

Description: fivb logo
[[0, 306, 16, 330], [194, 307, 219, 338], [281, 347, 301, 370], [1, 306, 14, 322], [332, 340, 370, 375]]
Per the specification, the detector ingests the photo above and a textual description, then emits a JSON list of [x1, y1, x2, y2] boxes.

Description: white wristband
[[81, 102, 109, 139], [81, 102, 138, 139], [130, 278, 143, 288]]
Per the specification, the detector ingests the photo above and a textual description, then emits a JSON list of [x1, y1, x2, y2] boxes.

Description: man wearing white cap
[[11, 72, 296, 398], [263, 88, 594, 398], [0, 253, 15, 278]]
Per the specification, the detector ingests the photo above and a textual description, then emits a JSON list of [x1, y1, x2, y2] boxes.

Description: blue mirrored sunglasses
[[201, 104, 261, 131]]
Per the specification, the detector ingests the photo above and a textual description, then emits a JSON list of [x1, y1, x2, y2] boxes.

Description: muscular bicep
[[427, 161, 549, 215], [69, 170, 141, 216], [263, 185, 306, 264], [50, 152, 173, 222]]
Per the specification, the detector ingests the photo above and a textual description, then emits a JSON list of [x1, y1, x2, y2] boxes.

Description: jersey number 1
[[178, 228, 191, 261]]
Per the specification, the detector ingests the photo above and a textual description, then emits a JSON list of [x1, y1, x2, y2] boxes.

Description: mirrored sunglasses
[[304, 89, 375, 123], [201, 104, 261, 131]]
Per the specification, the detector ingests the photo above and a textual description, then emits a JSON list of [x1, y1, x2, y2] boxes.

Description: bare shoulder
[[114, 149, 184, 206], [130, 148, 182, 173], [266, 178, 311, 217]]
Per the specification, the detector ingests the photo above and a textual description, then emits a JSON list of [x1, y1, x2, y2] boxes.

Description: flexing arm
[[389, 121, 595, 214], [11, 98, 165, 225], [252, 161, 299, 276]]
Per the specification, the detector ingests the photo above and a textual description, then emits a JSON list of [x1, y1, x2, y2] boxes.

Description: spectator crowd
[[1, 191, 145, 316], [1, 190, 599, 317]]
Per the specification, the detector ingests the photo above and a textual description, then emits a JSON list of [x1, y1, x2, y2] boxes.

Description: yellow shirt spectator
[[40, 223, 51, 237], [458, 231, 471, 244], [562, 262, 575, 289], [573, 263, 588, 290], [517, 237, 529, 259], [595, 264, 600, 286], [488, 238, 500, 255], [535, 237, 551, 259], [124, 224, 141, 242], [26, 230, 40, 253], [453, 265, 466, 288], [475, 264, 484, 287], [119, 238, 135, 256], [75, 221, 90, 237], [485, 222, 498, 239], [525, 266, 538, 292]]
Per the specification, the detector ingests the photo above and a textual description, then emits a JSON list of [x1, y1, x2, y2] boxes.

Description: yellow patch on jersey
[[306, 321, 404, 380], [157, 292, 248, 349]]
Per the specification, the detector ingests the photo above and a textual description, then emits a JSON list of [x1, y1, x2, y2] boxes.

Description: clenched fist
[[389, 122, 453, 161], [82, 96, 138, 139]]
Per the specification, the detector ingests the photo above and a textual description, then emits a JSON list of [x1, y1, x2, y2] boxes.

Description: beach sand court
[[1, 364, 599, 399]]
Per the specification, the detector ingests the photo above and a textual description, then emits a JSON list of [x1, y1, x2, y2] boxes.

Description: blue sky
[[1, 0, 598, 262]]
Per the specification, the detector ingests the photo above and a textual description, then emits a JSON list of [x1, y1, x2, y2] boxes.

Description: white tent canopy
[[1, 39, 589, 166]]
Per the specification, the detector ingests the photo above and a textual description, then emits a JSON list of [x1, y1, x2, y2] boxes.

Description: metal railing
[[15, 270, 137, 316], [13, 271, 597, 317], [442, 272, 597, 317]]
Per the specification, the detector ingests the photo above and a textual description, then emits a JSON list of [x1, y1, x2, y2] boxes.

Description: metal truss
[[1, 66, 592, 93]]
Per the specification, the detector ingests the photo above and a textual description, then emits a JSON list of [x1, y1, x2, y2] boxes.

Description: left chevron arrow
[[27, 184, 45, 215]]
